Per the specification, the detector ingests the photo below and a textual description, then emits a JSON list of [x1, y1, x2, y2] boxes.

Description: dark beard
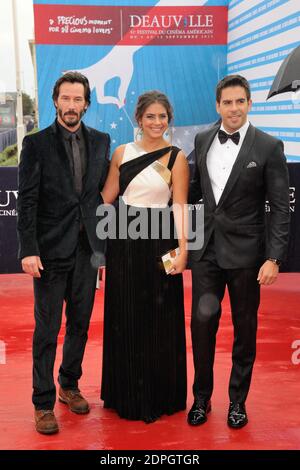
[[58, 108, 85, 128]]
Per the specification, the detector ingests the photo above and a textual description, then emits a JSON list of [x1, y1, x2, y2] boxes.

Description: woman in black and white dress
[[100, 91, 189, 423]]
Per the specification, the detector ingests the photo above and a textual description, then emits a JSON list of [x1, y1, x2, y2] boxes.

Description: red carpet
[[0, 272, 299, 450]]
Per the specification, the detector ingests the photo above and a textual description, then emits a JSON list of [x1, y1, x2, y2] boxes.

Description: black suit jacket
[[189, 123, 290, 268], [17, 121, 110, 261]]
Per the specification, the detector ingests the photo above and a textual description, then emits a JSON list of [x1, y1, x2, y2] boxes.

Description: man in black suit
[[187, 75, 290, 428], [17, 72, 110, 434]]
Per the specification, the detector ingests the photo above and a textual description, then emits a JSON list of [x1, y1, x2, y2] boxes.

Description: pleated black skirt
[[101, 206, 187, 423]]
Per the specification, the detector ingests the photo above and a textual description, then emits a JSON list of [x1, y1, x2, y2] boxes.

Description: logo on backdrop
[[0, 189, 18, 217], [265, 186, 296, 214], [34, 5, 227, 46], [34, 1, 228, 154], [289, 186, 296, 213]]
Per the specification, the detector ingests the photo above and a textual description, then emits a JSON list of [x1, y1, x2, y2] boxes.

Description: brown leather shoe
[[35, 410, 59, 435], [58, 387, 90, 414]]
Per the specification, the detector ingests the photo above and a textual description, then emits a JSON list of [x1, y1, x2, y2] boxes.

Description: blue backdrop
[[34, 0, 228, 155]]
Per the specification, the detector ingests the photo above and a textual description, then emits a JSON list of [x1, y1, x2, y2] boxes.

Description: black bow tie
[[218, 129, 240, 145]]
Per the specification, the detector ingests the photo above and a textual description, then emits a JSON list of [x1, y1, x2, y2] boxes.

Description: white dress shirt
[[206, 120, 250, 205]]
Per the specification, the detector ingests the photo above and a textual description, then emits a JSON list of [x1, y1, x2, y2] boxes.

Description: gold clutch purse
[[161, 247, 180, 274]]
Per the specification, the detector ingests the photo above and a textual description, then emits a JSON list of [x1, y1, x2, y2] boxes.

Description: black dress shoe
[[143, 414, 159, 424], [227, 402, 248, 428], [187, 400, 211, 426]]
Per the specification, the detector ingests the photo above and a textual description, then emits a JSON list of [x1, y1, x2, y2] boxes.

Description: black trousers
[[191, 239, 260, 404], [32, 231, 98, 410]]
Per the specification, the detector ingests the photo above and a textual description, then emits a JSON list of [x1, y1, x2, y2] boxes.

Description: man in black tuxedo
[[187, 75, 290, 428], [17, 72, 110, 434]]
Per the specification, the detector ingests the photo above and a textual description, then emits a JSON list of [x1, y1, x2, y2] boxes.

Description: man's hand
[[257, 260, 279, 285], [21, 256, 44, 278]]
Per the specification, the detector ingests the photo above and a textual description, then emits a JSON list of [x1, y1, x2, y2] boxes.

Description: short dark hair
[[52, 72, 91, 106], [135, 90, 173, 124], [216, 75, 251, 103]]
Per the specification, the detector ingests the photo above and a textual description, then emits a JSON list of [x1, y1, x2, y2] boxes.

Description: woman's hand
[[170, 252, 187, 275]]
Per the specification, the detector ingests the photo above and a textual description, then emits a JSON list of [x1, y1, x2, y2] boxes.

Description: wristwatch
[[268, 258, 281, 266]]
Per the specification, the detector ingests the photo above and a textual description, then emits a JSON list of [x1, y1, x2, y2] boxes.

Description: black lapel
[[81, 122, 95, 193], [217, 124, 256, 208], [198, 124, 220, 210]]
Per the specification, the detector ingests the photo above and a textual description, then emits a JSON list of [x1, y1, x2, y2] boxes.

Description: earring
[[164, 127, 173, 144], [136, 126, 143, 140]]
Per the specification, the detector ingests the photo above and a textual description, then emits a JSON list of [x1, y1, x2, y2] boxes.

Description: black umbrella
[[267, 45, 300, 99]]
